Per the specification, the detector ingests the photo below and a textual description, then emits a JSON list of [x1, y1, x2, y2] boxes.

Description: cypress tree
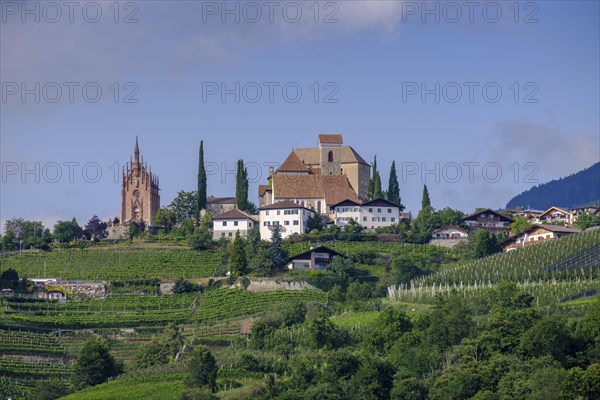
[[236, 160, 249, 211], [269, 225, 286, 269], [422, 185, 431, 209], [229, 231, 247, 275], [368, 155, 383, 200], [197, 141, 207, 224], [387, 161, 400, 204]]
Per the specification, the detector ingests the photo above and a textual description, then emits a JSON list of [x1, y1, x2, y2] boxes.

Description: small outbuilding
[[286, 245, 346, 270]]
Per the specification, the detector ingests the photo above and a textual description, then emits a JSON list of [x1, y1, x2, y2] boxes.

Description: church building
[[258, 134, 370, 216], [120, 137, 160, 227]]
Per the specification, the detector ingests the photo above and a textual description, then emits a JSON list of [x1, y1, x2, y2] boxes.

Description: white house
[[500, 224, 581, 251], [537, 206, 571, 224], [212, 209, 258, 240], [330, 199, 361, 228], [330, 198, 402, 231], [431, 225, 469, 240], [259, 200, 315, 240]]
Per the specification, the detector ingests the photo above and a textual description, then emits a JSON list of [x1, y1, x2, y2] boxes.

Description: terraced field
[[1, 289, 327, 330], [0, 248, 224, 280], [388, 230, 600, 305]]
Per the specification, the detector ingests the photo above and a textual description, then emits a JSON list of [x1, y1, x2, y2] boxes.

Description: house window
[[221, 233, 225, 237], [388, 208, 392, 213], [234, 221, 238, 226], [223, 221, 227, 226], [293, 220, 299, 225], [266, 211, 269, 216], [369, 208, 373, 212], [382, 217, 386, 222], [377, 208, 382, 213], [317, 201, 321, 213], [391, 218, 396, 222], [284, 221, 290, 226], [363, 217, 367, 222], [277, 210, 280, 215]]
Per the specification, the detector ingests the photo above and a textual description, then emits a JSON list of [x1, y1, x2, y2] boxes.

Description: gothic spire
[[134, 136, 140, 164]]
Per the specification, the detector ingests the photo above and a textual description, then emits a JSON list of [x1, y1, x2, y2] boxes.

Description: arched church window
[[328, 151, 334, 162]]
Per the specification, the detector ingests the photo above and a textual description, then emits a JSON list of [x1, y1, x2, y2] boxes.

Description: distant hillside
[[506, 162, 600, 210]]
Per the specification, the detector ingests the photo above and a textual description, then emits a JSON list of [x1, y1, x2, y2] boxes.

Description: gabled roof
[[259, 200, 314, 212], [259, 185, 272, 197], [361, 198, 402, 208], [277, 151, 310, 173], [432, 225, 469, 234], [538, 206, 570, 218], [272, 174, 360, 205], [462, 208, 514, 222], [330, 199, 361, 209], [207, 196, 237, 205], [501, 224, 581, 245], [318, 134, 343, 145], [292, 146, 369, 166], [213, 209, 257, 222], [288, 245, 346, 261]]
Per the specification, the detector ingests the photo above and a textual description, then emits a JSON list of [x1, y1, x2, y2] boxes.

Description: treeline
[[507, 162, 600, 210]]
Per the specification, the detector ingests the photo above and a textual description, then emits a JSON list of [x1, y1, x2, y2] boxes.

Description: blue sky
[[1, 1, 599, 230]]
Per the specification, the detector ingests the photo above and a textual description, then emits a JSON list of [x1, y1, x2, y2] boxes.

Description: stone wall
[[247, 280, 315, 292], [52, 282, 107, 298], [428, 238, 467, 248]]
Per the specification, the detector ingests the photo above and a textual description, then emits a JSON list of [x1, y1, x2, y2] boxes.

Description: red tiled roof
[[259, 185, 272, 196], [277, 151, 310, 173], [272, 174, 360, 206], [318, 134, 343, 144], [213, 209, 257, 222], [259, 200, 314, 211], [292, 146, 369, 166]]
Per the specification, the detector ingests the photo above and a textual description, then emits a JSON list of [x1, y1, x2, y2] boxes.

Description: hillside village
[[1, 134, 599, 400], [91, 134, 600, 250]]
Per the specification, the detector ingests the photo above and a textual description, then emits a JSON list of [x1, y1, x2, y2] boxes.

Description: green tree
[[269, 225, 287, 270], [229, 231, 248, 275], [189, 226, 212, 250], [368, 308, 412, 352], [387, 161, 403, 209], [72, 338, 123, 389], [34, 379, 71, 400], [168, 191, 199, 224], [197, 141, 207, 220], [368, 155, 383, 200], [472, 229, 500, 259], [135, 323, 184, 368], [54, 218, 84, 243], [430, 207, 466, 229], [421, 185, 431, 209], [153, 207, 177, 234], [181, 388, 219, 400], [410, 205, 434, 243], [0, 268, 20, 289], [306, 213, 324, 232], [283, 302, 307, 327], [83, 215, 107, 241], [328, 256, 356, 279], [574, 212, 600, 230], [186, 346, 218, 392], [344, 218, 363, 234], [236, 159, 249, 212], [510, 215, 531, 235]]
